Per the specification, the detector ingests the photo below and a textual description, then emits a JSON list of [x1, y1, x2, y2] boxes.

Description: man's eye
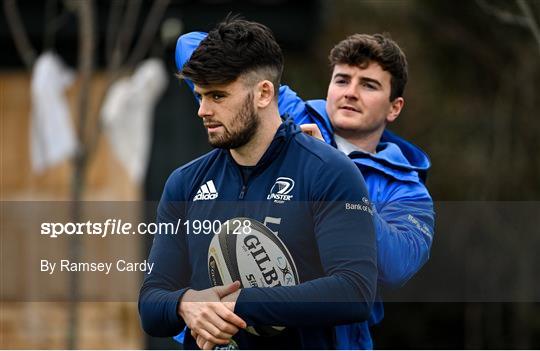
[[212, 94, 224, 101], [362, 82, 376, 90], [335, 79, 347, 85]]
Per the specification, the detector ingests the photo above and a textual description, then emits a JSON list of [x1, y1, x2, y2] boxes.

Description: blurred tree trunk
[[3, 0, 171, 347]]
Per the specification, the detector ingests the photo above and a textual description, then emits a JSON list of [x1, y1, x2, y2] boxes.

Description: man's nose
[[343, 84, 359, 100], [198, 99, 212, 118]]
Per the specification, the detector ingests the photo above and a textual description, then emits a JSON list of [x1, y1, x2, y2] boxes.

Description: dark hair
[[329, 33, 408, 101], [181, 16, 283, 94]]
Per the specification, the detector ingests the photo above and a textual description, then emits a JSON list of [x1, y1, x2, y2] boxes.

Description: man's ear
[[386, 97, 404, 123], [255, 80, 275, 108]]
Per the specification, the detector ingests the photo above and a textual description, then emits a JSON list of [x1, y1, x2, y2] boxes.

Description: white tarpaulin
[[101, 59, 168, 184], [30, 52, 77, 173]]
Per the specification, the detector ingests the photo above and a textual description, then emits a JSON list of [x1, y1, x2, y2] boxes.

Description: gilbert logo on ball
[[208, 217, 299, 336]]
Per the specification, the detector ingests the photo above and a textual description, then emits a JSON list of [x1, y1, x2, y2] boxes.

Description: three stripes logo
[[194, 180, 219, 201]]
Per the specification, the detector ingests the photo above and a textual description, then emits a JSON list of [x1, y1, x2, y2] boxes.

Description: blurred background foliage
[[2, 0, 539, 349]]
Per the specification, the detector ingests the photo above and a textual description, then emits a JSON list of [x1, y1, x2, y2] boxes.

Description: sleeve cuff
[[233, 288, 259, 325], [170, 287, 190, 327]]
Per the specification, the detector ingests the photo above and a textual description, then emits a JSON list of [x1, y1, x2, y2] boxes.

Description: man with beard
[[176, 30, 434, 349], [138, 17, 378, 350]]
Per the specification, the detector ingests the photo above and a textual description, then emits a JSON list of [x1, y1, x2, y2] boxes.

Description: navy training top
[[138, 118, 377, 349]]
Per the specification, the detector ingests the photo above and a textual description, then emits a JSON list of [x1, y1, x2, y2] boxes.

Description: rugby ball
[[208, 217, 299, 336]]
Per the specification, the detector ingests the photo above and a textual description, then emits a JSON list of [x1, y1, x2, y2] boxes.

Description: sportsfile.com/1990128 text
[[40, 218, 253, 238]]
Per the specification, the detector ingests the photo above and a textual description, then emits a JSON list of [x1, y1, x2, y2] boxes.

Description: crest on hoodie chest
[[267, 177, 295, 204]]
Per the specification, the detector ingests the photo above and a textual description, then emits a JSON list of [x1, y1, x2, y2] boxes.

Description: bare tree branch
[[475, 0, 528, 26], [3, 0, 37, 69], [74, 0, 95, 147], [67, 0, 95, 347], [109, 0, 142, 72], [43, 0, 57, 50], [43, 1, 71, 51], [126, 0, 170, 67], [516, 0, 540, 56], [85, 0, 170, 162], [105, 0, 125, 63]]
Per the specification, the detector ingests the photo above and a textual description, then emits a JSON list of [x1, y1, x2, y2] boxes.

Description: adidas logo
[[194, 180, 218, 201]]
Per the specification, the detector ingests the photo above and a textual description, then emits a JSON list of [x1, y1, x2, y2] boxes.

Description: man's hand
[[194, 331, 216, 350], [179, 281, 246, 346], [190, 288, 242, 349], [221, 289, 240, 311], [301, 123, 324, 142]]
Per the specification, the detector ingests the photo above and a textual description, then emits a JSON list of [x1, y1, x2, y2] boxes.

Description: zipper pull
[[238, 185, 247, 199]]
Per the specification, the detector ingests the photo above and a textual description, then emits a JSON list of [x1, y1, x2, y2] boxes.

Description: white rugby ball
[[208, 217, 299, 336]]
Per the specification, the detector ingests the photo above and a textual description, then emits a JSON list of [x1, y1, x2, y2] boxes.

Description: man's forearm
[[375, 200, 434, 287], [234, 274, 375, 327], [138, 286, 189, 337]]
